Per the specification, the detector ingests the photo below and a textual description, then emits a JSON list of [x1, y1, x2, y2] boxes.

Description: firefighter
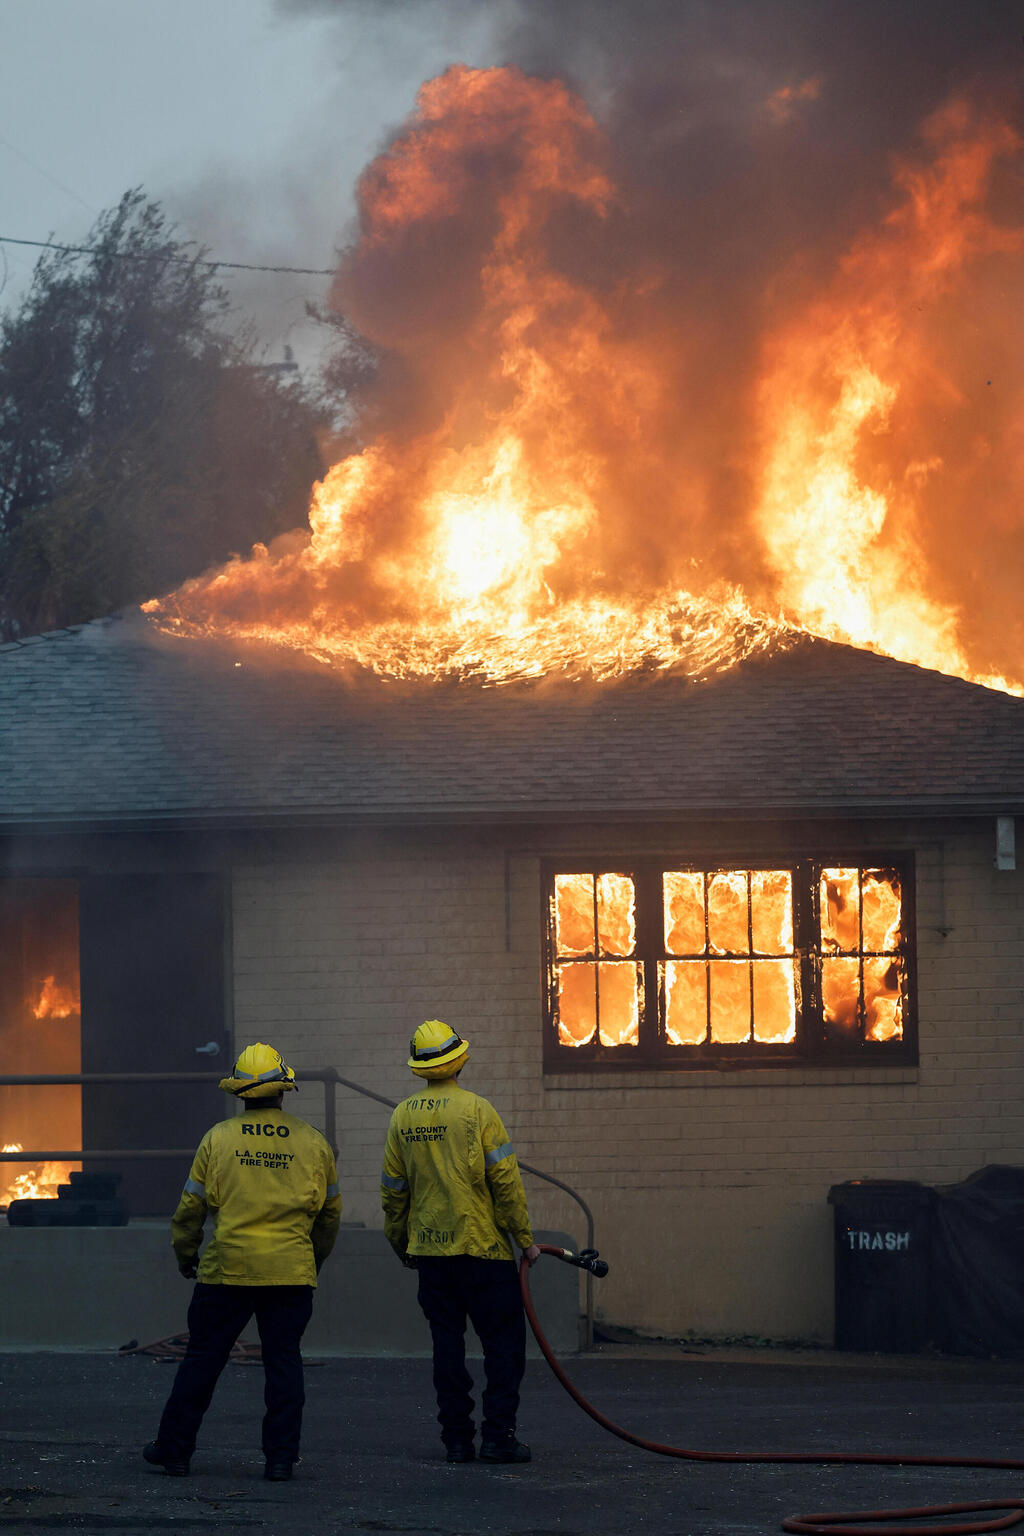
[[142, 1042, 341, 1481], [381, 1019, 540, 1464]]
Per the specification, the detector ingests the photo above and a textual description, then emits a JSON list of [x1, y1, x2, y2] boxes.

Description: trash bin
[[930, 1165, 1024, 1356], [828, 1180, 932, 1352]]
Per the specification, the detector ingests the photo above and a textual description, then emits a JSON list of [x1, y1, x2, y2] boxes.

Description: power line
[[0, 235, 335, 277], [0, 135, 99, 218]]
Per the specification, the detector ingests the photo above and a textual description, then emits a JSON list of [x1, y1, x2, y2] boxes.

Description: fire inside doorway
[[0, 878, 82, 1207], [1, 873, 229, 1216]]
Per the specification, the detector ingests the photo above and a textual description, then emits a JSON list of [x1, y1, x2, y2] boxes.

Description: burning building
[[1, 615, 1022, 1341], [2, 40, 1023, 1340]]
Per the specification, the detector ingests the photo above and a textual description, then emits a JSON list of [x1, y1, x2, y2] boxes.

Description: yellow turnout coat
[[381, 1083, 533, 1261], [171, 1106, 341, 1286]]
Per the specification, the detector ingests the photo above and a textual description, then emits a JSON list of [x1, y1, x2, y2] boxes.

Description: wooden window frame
[[542, 854, 918, 1073]]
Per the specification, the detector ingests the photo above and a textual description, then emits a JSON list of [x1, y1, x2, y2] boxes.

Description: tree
[[0, 191, 326, 637]]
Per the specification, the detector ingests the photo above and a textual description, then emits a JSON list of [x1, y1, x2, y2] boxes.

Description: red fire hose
[[520, 1243, 1024, 1536]]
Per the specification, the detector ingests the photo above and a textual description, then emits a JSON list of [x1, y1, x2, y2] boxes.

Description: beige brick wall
[[230, 817, 1024, 1343]]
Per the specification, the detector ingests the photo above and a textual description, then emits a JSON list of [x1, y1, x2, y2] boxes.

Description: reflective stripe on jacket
[[170, 1106, 341, 1286], [380, 1083, 533, 1261]]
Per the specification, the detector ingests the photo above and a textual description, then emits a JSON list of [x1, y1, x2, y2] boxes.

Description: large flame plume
[[148, 65, 1023, 691]]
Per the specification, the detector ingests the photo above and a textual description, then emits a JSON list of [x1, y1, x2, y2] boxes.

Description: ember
[[144, 67, 1023, 695]]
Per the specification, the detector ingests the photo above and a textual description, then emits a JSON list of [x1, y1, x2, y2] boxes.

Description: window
[[543, 858, 915, 1071]]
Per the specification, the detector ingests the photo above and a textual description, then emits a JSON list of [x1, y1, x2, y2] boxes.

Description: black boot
[[142, 1442, 190, 1477], [479, 1434, 531, 1463]]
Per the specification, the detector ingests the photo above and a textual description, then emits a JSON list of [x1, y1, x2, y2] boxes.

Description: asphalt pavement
[[2, 1343, 1024, 1536]]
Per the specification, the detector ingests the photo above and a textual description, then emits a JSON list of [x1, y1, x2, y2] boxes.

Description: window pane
[[751, 871, 793, 955], [752, 960, 797, 1043], [709, 959, 750, 1042], [663, 871, 706, 955], [822, 956, 860, 1036], [597, 962, 640, 1046], [708, 872, 748, 955], [862, 869, 902, 952], [554, 874, 595, 958], [556, 963, 596, 1046], [864, 956, 903, 1041], [664, 960, 707, 1044], [821, 869, 860, 953], [597, 873, 636, 957]]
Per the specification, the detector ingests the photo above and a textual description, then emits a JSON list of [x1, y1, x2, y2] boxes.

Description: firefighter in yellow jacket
[[143, 1043, 341, 1481], [381, 1020, 540, 1464]]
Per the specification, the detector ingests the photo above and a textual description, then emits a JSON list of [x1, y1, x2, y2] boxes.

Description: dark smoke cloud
[[274, 0, 1019, 328]]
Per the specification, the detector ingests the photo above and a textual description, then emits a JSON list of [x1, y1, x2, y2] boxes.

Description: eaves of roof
[[2, 796, 1023, 842]]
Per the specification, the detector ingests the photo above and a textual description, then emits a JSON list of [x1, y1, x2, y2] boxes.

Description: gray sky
[[0, 0, 502, 365]]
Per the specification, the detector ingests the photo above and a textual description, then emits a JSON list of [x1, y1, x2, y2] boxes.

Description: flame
[[755, 100, 1024, 693], [555, 863, 908, 1049], [820, 868, 904, 1041], [31, 975, 81, 1020], [558, 866, 801, 1048], [145, 70, 1023, 693], [0, 1146, 78, 1207], [661, 869, 798, 1046], [554, 872, 640, 1046]]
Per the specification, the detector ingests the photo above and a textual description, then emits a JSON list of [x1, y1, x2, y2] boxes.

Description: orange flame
[[31, 975, 81, 1020], [0, 1146, 78, 1207], [145, 69, 1023, 693], [755, 99, 1023, 692]]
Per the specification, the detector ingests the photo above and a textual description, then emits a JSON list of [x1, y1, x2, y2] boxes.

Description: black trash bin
[[828, 1180, 933, 1352]]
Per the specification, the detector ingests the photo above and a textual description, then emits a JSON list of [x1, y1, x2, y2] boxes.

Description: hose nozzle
[[550, 1245, 609, 1278]]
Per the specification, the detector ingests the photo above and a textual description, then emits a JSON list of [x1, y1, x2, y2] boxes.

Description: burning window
[[0, 880, 82, 1207], [662, 870, 797, 1047], [552, 873, 641, 1048], [544, 859, 914, 1071], [819, 868, 905, 1044]]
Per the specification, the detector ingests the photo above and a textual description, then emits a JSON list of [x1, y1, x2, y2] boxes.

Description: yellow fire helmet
[[219, 1042, 298, 1098], [408, 1019, 469, 1080]]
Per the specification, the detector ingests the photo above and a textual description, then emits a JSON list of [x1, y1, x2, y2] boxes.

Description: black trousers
[[416, 1256, 526, 1445], [155, 1283, 314, 1464]]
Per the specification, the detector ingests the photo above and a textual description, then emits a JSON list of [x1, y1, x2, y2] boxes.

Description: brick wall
[[230, 817, 1023, 1343]]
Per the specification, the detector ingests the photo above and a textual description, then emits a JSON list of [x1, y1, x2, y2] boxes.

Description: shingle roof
[[1, 614, 1022, 829]]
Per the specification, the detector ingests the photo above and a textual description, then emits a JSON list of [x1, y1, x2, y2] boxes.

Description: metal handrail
[[0, 1065, 597, 1346], [0, 1070, 340, 1156]]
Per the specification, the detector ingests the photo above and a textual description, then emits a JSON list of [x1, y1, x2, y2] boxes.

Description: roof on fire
[[1, 613, 1023, 830]]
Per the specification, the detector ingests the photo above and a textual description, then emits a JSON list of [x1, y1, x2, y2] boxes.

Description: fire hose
[[520, 1243, 1024, 1536]]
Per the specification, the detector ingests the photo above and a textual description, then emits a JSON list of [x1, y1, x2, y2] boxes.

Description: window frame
[[541, 853, 918, 1073]]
